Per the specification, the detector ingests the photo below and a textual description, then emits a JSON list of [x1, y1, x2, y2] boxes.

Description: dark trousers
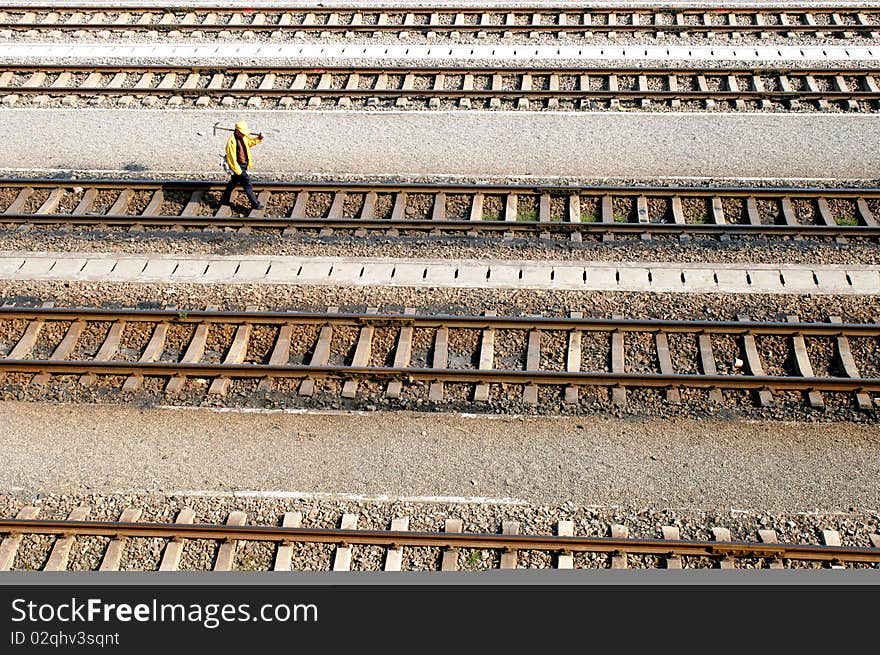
[[221, 162, 259, 206]]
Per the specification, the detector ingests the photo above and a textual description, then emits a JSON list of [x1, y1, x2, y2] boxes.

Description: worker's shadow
[[229, 203, 253, 215], [207, 199, 251, 215]]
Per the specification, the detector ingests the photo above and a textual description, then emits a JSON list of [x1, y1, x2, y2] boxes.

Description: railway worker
[[220, 120, 265, 210]]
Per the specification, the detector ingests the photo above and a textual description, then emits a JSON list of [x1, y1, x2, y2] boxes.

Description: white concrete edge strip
[[2, 42, 879, 64], [150, 403, 594, 421], [171, 489, 529, 505], [1, 252, 878, 295], [157, 404, 574, 422]]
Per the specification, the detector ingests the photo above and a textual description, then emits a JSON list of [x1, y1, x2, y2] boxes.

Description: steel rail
[[2, 360, 879, 392], [2, 307, 879, 337], [2, 178, 880, 199], [5, 87, 876, 102], [4, 213, 879, 238], [2, 64, 874, 76], [1, 518, 877, 563]]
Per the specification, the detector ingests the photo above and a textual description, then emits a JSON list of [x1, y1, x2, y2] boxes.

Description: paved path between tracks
[[1, 402, 878, 511], [2, 109, 879, 180], [1, 251, 878, 295]]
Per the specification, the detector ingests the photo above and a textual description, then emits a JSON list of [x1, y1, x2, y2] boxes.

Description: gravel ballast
[[1, 229, 878, 266], [2, 279, 877, 325]]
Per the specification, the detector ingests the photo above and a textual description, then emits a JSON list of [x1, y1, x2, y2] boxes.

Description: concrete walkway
[[1, 251, 878, 294], [1, 402, 878, 511], [2, 109, 879, 180]]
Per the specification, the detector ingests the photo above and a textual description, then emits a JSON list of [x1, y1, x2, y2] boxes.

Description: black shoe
[[219, 199, 232, 207], [251, 202, 264, 210]]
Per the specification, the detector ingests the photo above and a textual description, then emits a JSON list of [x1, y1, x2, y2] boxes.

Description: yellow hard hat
[[235, 120, 249, 134]]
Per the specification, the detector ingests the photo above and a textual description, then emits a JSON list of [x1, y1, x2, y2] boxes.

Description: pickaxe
[[213, 121, 261, 138]]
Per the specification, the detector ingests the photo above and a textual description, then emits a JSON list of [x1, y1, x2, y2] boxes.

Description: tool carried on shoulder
[[212, 121, 261, 138]]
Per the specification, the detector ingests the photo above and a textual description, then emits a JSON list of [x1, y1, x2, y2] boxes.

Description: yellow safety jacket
[[225, 132, 263, 175]]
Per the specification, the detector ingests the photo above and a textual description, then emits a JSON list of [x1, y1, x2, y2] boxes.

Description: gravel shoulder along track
[[1, 229, 879, 266], [2, 280, 878, 326]]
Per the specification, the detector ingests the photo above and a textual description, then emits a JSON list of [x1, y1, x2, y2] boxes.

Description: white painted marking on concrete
[[156, 403, 689, 428], [153, 403, 597, 422], [171, 490, 528, 505]]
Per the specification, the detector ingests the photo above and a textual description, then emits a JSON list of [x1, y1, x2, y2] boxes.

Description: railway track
[[1, 64, 879, 111], [3, 179, 880, 242], [1, 306, 878, 410], [2, 510, 879, 570], [2, 5, 880, 41]]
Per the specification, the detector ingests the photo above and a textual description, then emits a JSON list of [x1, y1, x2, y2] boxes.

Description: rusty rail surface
[[2, 306, 880, 334], [2, 179, 880, 241]]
